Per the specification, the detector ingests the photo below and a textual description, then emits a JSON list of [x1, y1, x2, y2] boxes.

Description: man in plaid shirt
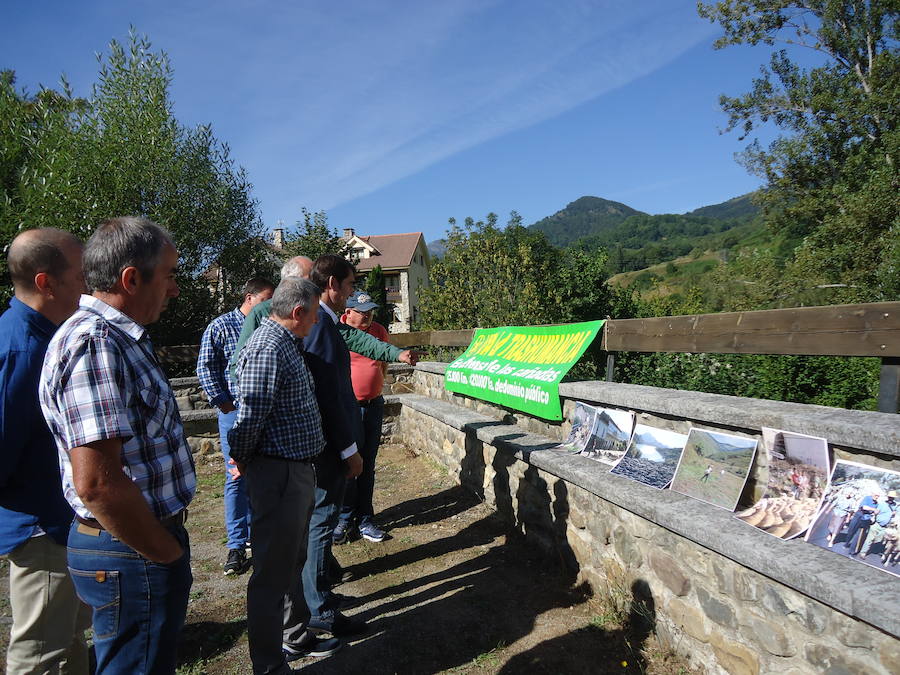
[[197, 276, 274, 576], [229, 276, 345, 672], [40, 217, 195, 674]]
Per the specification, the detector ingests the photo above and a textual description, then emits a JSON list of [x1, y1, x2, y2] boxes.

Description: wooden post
[[878, 357, 900, 414], [606, 354, 616, 383]]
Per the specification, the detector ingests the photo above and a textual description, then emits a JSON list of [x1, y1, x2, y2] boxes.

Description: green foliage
[[698, 0, 900, 303], [281, 207, 354, 262], [1, 31, 267, 344], [363, 264, 394, 327], [618, 351, 879, 410], [419, 211, 636, 377]]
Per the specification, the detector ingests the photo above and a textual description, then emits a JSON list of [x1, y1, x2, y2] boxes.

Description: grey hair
[[270, 276, 321, 319], [280, 256, 312, 279], [83, 217, 174, 293]]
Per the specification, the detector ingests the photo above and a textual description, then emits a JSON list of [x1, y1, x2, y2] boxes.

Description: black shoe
[[283, 633, 342, 661], [308, 611, 367, 636], [223, 548, 250, 576]]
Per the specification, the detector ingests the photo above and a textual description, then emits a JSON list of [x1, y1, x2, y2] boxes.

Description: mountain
[[687, 193, 758, 221], [427, 238, 448, 259], [528, 196, 645, 247], [527, 192, 760, 254]]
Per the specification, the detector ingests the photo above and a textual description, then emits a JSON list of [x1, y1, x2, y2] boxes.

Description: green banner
[[444, 321, 604, 421]]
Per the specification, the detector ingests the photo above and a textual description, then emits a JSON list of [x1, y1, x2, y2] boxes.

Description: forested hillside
[[528, 196, 644, 247]]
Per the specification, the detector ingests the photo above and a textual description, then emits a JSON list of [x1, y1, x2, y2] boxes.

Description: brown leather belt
[[75, 510, 188, 535]]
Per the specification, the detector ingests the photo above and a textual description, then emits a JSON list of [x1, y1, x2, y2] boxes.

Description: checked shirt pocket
[[68, 568, 120, 640]]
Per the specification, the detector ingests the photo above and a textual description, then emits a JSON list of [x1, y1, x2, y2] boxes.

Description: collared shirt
[[0, 298, 74, 553], [197, 307, 244, 407], [319, 300, 338, 324], [40, 295, 196, 520], [229, 318, 324, 464]]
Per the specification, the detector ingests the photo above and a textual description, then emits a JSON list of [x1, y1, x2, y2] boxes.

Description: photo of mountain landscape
[[670, 428, 758, 510], [610, 424, 688, 489]]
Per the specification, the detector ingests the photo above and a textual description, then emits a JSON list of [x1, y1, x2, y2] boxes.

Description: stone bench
[[391, 363, 900, 675]]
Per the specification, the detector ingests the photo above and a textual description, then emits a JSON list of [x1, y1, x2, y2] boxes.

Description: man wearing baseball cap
[[334, 291, 392, 544], [859, 490, 898, 560]]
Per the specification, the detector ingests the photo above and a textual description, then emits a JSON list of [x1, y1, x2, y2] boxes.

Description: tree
[[1, 31, 268, 344], [363, 264, 393, 327], [281, 207, 354, 262], [419, 212, 633, 328], [698, 1, 900, 303]]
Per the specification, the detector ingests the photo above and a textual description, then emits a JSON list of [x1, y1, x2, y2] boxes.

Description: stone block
[[649, 550, 691, 596], [746, 616, 796, 657], [878, 639, 900, 671], [711, 559, 733, 595], [804, 643, 868, 675], [709, 632, 759, 675], [696, 587, 737, 629], [566, 526, 592, 565], [803, 600, 829, 635], [733, 569, 758, 602], [667, 597, 709, 642], [567, 501, 586, 530], [832, 615, 875, 650], [612, 526, 642, 568], [760, 583, 801, 618]]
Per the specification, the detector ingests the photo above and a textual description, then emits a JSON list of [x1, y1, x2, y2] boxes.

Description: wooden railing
[[158, 302, 899, 412], [390, 302, 900, 413]]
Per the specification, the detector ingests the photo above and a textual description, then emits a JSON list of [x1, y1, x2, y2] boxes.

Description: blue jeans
[[341, 396, 384, 525], [67, 520, 192, 674], [219, 409, 250, 550], [301, 453, 346, 619]]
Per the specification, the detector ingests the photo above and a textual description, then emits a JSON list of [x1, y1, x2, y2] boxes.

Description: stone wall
[[392, 363, 900, 675]]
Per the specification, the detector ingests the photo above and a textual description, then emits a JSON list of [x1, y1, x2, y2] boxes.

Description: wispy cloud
[[9, 1, 717, 220]]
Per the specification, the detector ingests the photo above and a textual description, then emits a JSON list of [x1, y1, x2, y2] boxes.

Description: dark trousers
[[843, 511, 873, 552], [244, 456, 315, 675], [341, 396, 385, 525]]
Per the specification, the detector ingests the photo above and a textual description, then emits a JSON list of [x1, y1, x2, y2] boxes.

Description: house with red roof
[[342, 228, 430, 333]]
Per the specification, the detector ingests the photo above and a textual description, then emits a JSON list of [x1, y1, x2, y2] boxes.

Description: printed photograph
[[554, 402, 598, 453], [610, 424, 688, 489], [670, 428, 758, 511], [735, 428, 830, 539], [805, 460, 900, 577], [581, 407, 635, 466]]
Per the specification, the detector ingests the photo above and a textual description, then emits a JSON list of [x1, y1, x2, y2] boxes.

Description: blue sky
[[3, 1, 786, 243]]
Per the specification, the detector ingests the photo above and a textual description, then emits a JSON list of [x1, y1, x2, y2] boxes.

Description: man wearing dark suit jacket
[[301, 255, 367, 637]]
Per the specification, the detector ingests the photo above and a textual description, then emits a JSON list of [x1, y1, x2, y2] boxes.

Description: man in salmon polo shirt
[[333, 291, 393, 544]]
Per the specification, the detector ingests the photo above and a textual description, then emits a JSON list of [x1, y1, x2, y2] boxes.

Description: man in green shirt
[[229, 255, 417, 378]]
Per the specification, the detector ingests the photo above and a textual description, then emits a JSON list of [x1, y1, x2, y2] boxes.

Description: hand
[[154, 540, 185, 565], [218, 401, 236, 414], [399, 349, 422, 366], [344, 452, 363, 478], [228, 458, 244, 480]]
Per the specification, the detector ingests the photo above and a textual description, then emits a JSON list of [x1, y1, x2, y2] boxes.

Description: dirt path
[[1, 442, 690, 674]]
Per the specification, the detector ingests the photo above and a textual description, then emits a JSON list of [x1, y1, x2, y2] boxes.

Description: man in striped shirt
[[229, 276, 342, 673], [197, 276, 274, 575], [40, 217, 195, 674]]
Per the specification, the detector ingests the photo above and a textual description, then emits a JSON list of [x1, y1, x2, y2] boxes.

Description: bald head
[[280, 256, 313, 280], [7, 228, 85, 324], [8, 228, 82, 293]]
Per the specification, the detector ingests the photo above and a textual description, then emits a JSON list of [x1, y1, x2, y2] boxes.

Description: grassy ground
[[1, 443, 695, 674]]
